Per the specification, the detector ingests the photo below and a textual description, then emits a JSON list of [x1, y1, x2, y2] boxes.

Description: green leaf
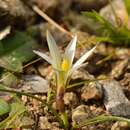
[[0, 102, 26, 129], [1, 71, 19, 86], [0, 99, 10, 116], [83, 10, 130, 46], [0, 31, 39, 72]]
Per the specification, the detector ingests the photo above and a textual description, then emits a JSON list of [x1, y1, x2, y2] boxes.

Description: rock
[[39, 116, 52, 129], [52, 95, 78, 113], [37, 63, 53, 80], [71, 69, 87, 80], [39, 116, 63, 130], [111, 121, 130, 130], [81, 82, 103, 102], [69, 69, 95, 92], [64, 92, 78, 108], [111, 59, 129, 80], [120, 73, 130, 88], [72, 105, 93, 124], [21, 75, 49, 93], [0, 0, 34, 28], [100, 0, 128, 27], [101, 79, 130, 117], [71, 69, 94, 81]]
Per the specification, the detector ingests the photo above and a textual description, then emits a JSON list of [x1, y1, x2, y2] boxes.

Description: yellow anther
[[61, 58, 70, 71]]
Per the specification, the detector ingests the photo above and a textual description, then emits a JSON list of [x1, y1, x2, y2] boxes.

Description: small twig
[[96, 54, 113, 65], [0, 73, 12, 82], [23, 57, 41, 69], [33, 6, 72, 37]]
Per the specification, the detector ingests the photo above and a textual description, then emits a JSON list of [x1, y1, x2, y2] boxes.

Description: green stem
[[61, 112, 69, 129], [56, 85, 70, 129], [73, 115, 130, 129], [0, 88, 63, 126]]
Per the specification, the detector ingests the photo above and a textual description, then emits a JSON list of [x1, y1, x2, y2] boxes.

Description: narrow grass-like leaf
[[73, 115, 130, 129]]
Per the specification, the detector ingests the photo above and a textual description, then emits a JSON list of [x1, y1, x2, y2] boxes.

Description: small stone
[[37, 64, 53, 80], [70, 69, 95, 92], [111, 121, 130, 130], [111, 59, 129, 80], [21, 75, 49, 93], [81, 82, 103, 102], [0, 0, 34, 26], [101, 79, 130, 117], [39, 116, 52, 129], [71, 70, 94, 80], [64, 92, 78, 108], [39, 116, 63, 130], [72, 105, 93, 124], [100, 0, 128, 27]]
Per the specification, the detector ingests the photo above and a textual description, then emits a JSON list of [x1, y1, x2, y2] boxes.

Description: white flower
[[33, 31, 97, 86]]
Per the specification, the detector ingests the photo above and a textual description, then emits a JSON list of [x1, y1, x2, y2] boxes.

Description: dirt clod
[[81, 82, 103, 102]]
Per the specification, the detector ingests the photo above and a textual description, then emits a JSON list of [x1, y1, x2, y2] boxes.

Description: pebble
[[100, 0, 128, 27], [64, 92, 78, 108], [72, 105, 93, 124], [37, 64, 53, 80], [21, 75, 49, 93], [39, 116, 63, 130], [81, 82, 103, 102], [101, 79, 130, 117], [111, 59, 129, 80], [39, 116, 52, 129], [111, 121, 130, 130], [71, 70, 94, 81]]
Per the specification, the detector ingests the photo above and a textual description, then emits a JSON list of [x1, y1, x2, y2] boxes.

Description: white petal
[[68, 62, 88, 77], [72, 45, 97, 69], [0, 26, 11, 40], [64, 35, 77, 66], [33, 50, 52, 64], [47, 31, 61, 68]]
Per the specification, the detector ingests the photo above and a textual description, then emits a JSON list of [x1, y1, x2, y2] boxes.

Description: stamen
[[61, 58, 70, 71]]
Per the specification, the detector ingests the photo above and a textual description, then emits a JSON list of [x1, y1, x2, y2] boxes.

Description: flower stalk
[[56, 85, 65, 112]]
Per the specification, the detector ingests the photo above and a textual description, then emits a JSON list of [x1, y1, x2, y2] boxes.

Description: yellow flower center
[[61, 58, 70, 71]]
